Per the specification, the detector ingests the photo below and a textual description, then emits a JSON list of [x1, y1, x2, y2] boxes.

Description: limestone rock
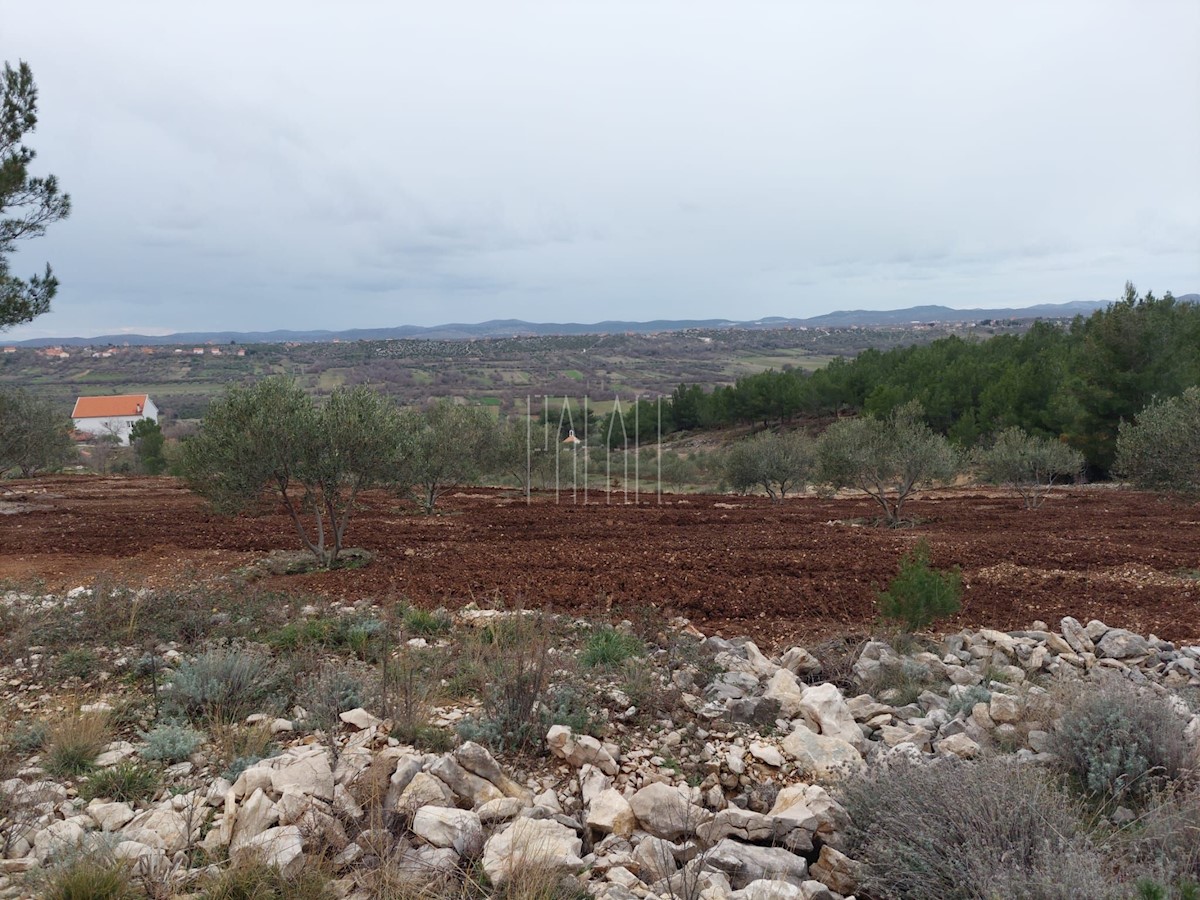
[[112, 840, 167, 877], [698, 807, 787, 847], [430, 755, 504, 807], [781, 725, 865, 781], [122, 806, 195, 853], [232, 825, 305, 878], [587, 788, 636, 837], [748, 742, 785, 768], [412, 807, 485, 857], [798, 683, 863, 750], [988, 693, 1021, 724], [1060, 617, 1095, 655], [384, 754, 426, 812], [34, 819, 89, 865], [809, 845, 859, 896], [455, 741, 534, 802], [268, 747, 335, 803], [879, 723, 932, 750], [481, 817, 584, 885], [737, 879, 806, 900], [546, 725, 619, 776], [478, 796, 527, 823], [707, 839, 808, 890], [633, 835, 679, 884], [780, 646, 823, 676], [935, 733, 981, 759], [629, 782, 709, 840], [392, 771, 455, 818], [229, 788, 279, 854], [763, 670, 806, 718], [1096, 629, 1151, 660], [744, 641, 781, 678], [338, 708, 382, 730], [87, 800, 135, 832]]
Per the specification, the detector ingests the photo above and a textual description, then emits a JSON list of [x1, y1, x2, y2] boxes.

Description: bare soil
[[2, 476, 1197, 649]]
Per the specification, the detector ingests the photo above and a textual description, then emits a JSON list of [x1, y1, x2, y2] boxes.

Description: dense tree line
[[660, 285, 1199, 474]]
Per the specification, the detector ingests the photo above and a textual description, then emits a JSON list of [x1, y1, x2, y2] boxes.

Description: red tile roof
[[71, 394, 150, 418]]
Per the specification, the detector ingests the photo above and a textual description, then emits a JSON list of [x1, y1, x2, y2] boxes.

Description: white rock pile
[[0, 611, 1197, 900]]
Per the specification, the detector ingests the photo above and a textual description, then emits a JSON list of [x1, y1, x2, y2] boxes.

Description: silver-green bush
[[839, 756, 1117, 900], [1051, 679, 1192, 802]]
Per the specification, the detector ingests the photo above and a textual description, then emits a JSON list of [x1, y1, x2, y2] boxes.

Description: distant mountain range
[[10, 297, 1196, 347]]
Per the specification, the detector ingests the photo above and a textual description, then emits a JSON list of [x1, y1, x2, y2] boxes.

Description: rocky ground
[[1, 584, 1197, 899]]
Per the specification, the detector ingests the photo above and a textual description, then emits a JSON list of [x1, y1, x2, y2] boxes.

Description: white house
[[71, 394, 159, 445]]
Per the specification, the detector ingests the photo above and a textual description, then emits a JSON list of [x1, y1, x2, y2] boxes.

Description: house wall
[[73, 398, 158, 446]]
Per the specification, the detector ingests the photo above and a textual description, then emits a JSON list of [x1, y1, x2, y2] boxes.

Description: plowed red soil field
[[2, 476, 1198, 648]]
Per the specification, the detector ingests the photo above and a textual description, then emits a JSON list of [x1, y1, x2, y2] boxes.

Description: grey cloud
[[2, 0, 1197, 339]]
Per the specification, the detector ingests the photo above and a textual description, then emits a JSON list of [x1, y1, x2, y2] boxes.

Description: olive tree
[[816, 401, 958, 525], [973, 426, 1084, 509], [400, 401, 499, 513], [182, 377, 408, 566], [0, 387, 74, 477], [129, 418, 166, 475], [1115, 386, 1200, 496], [724, 430, 815, 502]]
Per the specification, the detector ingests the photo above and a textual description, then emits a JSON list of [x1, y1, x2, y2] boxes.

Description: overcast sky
[[4, 1, 1199, 339]]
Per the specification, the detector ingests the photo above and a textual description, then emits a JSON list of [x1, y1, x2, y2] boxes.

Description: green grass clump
[[581, 627, 644, 669], [878, 540, 962, 633], [43, 711, 111, 777], [402, 606, 452, 637], [198, 861, 335, 900], [41, 856, 137, 900], [79, 762, 161, 803], [267, 614, 386, 662]]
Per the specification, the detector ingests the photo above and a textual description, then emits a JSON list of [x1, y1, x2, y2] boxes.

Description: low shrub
[[212, 723, 279, 781], [170, 647, 282, 724], [859, 658, 942, 707], [1120, 787, 1200, 889], [55, 649, 100, 681], [877, 540, 962, 633], [39, 855, 137, 900], [581, 627, 644, 669], [839, 756, 1117, 900], [79, 762, 161, 803], [140, 722, 205, 762], [946, 684, 993, 717], [5, 719, 48, 755], [298, 665, 367, 733], [456, 612, 554, 754], [390, 722, 456, 753], [43, 710, 111, 777], [1051, 679, 1193, 802], [197, 860, 335, 900]]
